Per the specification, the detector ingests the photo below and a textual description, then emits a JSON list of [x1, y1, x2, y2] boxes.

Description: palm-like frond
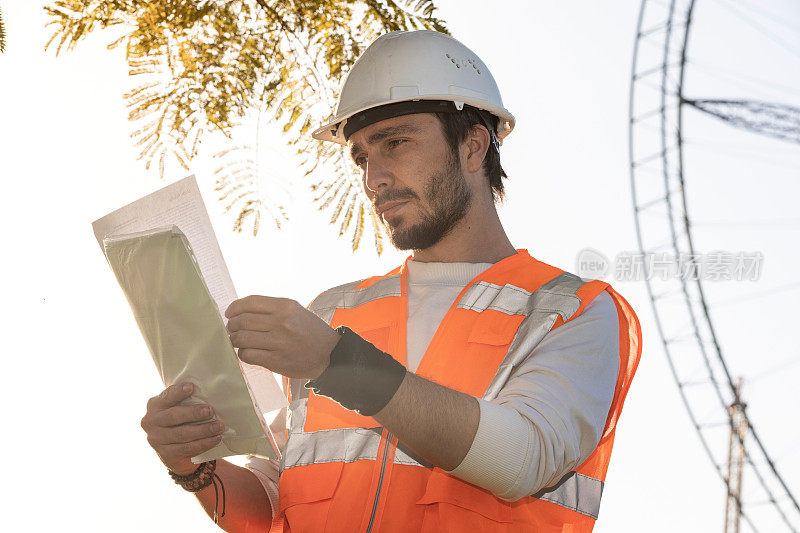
[[0, 5, 7, 53], [213, 145, 288, 236], [44, 0, 448, 252]]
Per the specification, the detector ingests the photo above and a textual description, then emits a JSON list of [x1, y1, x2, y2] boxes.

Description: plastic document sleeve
[[103, 226, 280, 462]]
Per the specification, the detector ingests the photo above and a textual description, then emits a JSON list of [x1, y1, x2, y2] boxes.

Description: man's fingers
[[147, 382, 194, 412], [149, 420, 226, 445], [229, 330, 276, 351], [151, 403, 215, 428], [226, 312, 275, 334], [158, 435, 224, 458], [237, 347, 277, 368], [225, 295, 294, 319]]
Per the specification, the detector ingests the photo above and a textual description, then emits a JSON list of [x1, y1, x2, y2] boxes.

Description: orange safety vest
[[273, 249, 642, 532]]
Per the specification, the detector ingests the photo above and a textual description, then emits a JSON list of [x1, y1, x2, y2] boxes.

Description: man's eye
[[355, 156, 367, 168], [388, 139, 406, 149]]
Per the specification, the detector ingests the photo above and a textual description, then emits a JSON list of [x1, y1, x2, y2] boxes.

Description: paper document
[[92, 176, 286, 461], [92, 176, 236, 316]]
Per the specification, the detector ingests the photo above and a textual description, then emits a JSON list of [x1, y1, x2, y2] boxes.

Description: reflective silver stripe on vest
[[457, 272, 585, 402], [281, 397, 380, 470], [482, 310, 561, 401], [290, 376, 310, 401], [287, 397, 309, 433], [281, 398, 430, 471], [539, 271, 585, 295], [308, 275, 402, 324], [283, 428, 381, 469], [457, 277, 582, 320], [533, 471, 604, 519]]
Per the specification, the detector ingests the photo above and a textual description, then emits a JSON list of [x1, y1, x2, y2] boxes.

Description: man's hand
[[225, 295, 341, 380], [140, 382, 226, 476]]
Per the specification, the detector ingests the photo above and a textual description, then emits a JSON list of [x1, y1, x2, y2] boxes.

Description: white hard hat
[[312, 30, 515, 146]]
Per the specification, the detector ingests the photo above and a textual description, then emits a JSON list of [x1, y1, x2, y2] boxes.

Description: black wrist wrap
[[305, 325, 407, 416]]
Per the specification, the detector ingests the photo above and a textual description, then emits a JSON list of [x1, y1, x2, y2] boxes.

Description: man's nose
[[363, 154, 394, 194]]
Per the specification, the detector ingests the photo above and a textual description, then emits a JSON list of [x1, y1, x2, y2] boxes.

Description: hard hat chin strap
[[481, 118, 501, 153]]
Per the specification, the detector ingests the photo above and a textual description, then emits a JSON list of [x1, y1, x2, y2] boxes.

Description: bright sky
[[1, 1, 799, 531]]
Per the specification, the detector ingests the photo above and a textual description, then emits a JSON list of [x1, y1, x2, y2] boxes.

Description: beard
[[380, 150, 472, 251]]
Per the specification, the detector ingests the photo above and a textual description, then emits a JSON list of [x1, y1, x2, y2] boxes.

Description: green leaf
[[43, 0, 448, 254], [0, 6, 7, 54]]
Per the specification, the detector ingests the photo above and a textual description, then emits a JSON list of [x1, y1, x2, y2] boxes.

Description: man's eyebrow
[[349, 123, 422, 162]]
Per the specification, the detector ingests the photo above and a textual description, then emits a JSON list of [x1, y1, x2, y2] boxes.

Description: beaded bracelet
[[169, 460, 216, 491], [168, 460, 226, 523]]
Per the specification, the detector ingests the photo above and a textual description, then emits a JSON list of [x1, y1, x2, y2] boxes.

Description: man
[[140, 30, 641, 532]]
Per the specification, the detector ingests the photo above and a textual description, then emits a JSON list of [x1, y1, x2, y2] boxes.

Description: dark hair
[[434, 105, 508, 203]]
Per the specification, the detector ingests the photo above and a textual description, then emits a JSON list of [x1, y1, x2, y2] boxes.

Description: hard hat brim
[[312, 96, 515, 146]]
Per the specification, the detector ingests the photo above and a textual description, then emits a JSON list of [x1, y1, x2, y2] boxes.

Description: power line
[[726, 0, 800, 41], [686, 58, 800, 99], [711, 281, 800, 307], [691, 216, 800, 228], [749, 356, 800, 384], [711, 0, 800, 62], [683, 139, 800, 171]]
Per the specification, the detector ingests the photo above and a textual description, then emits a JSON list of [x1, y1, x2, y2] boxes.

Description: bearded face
[[376, 147, 472, 251], [347, 113, 475, 253]]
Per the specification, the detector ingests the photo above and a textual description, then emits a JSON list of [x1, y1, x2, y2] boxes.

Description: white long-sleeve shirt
[[244, 259, 620, 511]]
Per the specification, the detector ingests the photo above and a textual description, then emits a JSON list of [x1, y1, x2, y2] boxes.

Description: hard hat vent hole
[[446, 54, 481, 74]]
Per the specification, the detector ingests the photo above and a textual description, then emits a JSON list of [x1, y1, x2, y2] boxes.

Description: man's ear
[[463, 123, 491, 175]]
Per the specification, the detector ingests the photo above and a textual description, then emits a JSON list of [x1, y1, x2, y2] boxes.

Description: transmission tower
[[725, 378, 748, 533], [629, 0, 800, 530]]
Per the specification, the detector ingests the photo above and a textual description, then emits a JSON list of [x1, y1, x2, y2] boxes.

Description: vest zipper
[[366, 430, 392, 533]]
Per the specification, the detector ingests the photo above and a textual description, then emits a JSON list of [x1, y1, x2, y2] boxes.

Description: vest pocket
[[466, 310, 524, 346], [278, 461, 343, 531], [417, 468, 512, 532], [427, 310, 523, 397]]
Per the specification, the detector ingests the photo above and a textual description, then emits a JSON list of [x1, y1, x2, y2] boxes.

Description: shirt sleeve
[[446, 289, 620, 501], [243, 454, 281, 518]]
